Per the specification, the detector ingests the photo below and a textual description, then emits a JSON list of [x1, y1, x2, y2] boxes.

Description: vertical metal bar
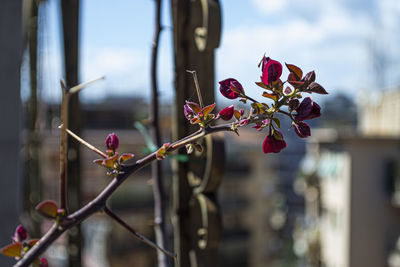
[[171, 1, 193, 265], [171, 1, 221, 266], [21, 0, 42, 238], [61, 0, 82, 266], [150, 0, 171, 266]]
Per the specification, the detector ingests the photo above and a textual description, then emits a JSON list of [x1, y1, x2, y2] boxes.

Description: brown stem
[[59, 81, 69, 212], [103, 207, 176, 260], [187, 70, 204, 108]]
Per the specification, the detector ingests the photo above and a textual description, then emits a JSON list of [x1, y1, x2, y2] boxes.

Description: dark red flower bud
[[261, 58, 282, 85], [218, 105, 234, 120], [262, 130, 287, 154], [294, 97, 321, 121], [105, 133, 119, 151], [13, 225, 27, 243], [219, 78, 244, 99], [293, 121, 311, 138]]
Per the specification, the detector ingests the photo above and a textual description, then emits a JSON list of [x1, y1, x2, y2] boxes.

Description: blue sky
[[36, 0, 400, 105]]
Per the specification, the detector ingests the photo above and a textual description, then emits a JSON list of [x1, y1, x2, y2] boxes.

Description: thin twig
[[59, 80, 68, 212], [62, 126, 107, 158], [68, 76, 105, 95], [103, 207, 177, 261], [186, 70, 204, 108]]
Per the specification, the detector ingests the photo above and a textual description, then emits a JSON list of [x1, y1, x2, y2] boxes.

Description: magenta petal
[[261, 59, 282, 85], [218, 105, 234, 120], [184, 104, 195, 120], [262, 131, 287, 154], [219, 78, 244, 99], [293, 121, 311, 138], [295, 97, 321, 121]]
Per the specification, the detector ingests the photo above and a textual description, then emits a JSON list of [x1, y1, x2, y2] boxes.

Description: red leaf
[[303, 71, 316, 84], [1, 242, 22, 258], [36, 200, 58, 219], [262, 92, 278, 101], [186, 102, 201, 114], [308, 82, 328, 94], [255, 81, 268, 89], [285, 63, 303, 80]]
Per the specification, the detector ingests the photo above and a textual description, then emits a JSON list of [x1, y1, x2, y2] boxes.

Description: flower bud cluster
[[183, 55, 327, 154]]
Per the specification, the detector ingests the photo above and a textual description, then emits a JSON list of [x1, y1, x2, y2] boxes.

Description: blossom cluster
[[184, 55, 327, 154], [0, 225, 47, 267]]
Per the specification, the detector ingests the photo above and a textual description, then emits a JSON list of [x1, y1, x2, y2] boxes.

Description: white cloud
[[216, 0, 374, 101], [251, 0, 287, 13]]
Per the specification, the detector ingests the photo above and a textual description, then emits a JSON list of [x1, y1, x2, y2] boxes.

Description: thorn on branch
[[103, 207, 177, 261]]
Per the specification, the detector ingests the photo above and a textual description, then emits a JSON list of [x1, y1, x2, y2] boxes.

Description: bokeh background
[[1, 0, 400, 266]]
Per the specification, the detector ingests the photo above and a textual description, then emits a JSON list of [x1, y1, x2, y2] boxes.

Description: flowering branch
[[2, 55, 328, 266]]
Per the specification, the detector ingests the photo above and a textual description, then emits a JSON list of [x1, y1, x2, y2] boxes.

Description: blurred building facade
[[297, 89, 400, 267]]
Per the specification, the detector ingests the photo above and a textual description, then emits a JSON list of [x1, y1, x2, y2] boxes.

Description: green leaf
[[36, 200, 58, 219], [201, 103, 216, 117], [307, 82, 328, 94], [285, 63, 303, 80], [134, 122, 157, 152], [1, 242, 22, 258], [175, 154, 189, 162]]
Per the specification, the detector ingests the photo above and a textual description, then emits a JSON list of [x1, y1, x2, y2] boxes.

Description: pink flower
[[293, 121, 311, 138], [263, 130, 287, 154], [219, 78, 244, 99], [105, 133, 119, 151], [218, 105, 234, 120], [261, 57, 282, 85], [294, 97, 321, 121]]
